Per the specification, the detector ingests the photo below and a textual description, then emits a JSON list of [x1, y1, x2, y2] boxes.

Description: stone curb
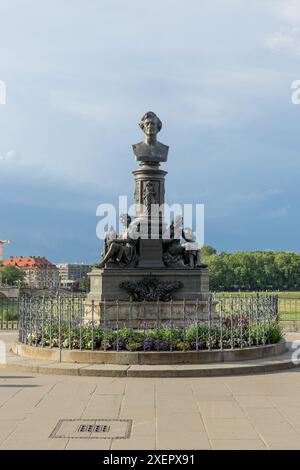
[[1, 357, 299, 378], [1, 344, 299, 378], [11, 340, 287, 365]]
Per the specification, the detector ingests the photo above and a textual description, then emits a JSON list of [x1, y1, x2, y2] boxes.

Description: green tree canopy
[[201, 245, 217, 257], [79, 275, 90, 292], [0, 265, 25, 286], [203, 250, 300, 291]]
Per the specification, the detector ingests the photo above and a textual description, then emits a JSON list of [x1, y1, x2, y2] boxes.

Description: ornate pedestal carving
[[87, 267, 209, 302]]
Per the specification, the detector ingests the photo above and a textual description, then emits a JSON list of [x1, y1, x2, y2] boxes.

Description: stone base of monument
[[87, 267, 209, 301], [83, 299, 216, 328], [11, 340, 288, 368], [84, 266, 213, 326]]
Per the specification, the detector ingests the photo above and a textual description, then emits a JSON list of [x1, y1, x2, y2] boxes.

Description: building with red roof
[[2, 256, 59, 289]]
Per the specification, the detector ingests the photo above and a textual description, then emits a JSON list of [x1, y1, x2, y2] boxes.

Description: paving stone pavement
[[1, 332, 300, 450]]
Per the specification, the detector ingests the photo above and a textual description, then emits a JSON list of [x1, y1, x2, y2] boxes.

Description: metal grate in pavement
[[50, 419, 132, 439], [78, 424, 111, 433]]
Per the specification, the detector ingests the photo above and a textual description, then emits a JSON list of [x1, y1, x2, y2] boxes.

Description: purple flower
[[190, 341, 207, 350], [142, 339, 154, 350], [111, 340, 125, 351], [153, 340, 170, 351]]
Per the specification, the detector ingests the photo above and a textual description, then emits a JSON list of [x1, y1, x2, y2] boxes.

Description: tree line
[[202, 246, 300, 291], [1, 249, 300, 292]]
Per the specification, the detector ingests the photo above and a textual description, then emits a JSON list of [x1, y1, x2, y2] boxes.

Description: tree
[[204, 250, 300, 291], [204, 253, 230, 290], [201, 245, 217, 258], [79, 275, 90, 292], [0, 265, 25, 286]]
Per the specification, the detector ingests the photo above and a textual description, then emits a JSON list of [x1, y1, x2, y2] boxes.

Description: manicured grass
[[216, 291, 300, 299], [276, 291, 300, 300]]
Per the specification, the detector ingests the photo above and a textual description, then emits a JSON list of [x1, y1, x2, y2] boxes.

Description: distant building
[[56, 263, 91, 288], [2, 256, 60, 289]]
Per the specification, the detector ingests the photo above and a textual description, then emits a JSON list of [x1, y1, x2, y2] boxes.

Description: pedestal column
[[133, 165, 167, 268]]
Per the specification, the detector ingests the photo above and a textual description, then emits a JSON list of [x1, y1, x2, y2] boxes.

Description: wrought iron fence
[[17, 293, 282, 352], [277, 298, 300, 332], [0, 297, 19, 330], [1, 293, 299, 335], [214, 293, 300, 332]]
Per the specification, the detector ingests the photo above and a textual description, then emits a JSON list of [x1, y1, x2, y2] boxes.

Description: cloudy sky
[[1, 0, 300, 263]]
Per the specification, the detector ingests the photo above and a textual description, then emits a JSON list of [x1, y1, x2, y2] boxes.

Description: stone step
[[1, 343, 299, 378]]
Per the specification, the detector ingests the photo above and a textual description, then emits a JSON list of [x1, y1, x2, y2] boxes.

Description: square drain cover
[[50, 419, 132, 439]]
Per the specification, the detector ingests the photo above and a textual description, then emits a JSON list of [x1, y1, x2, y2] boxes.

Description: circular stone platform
[[12, 340, 287, 365], [0, 339, 298, 378]]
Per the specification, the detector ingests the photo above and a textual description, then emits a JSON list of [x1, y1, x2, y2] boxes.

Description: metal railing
[[277, 298, 300, 332], [0, 297, 19, 330], [17, 293, 281, 352], [1, 293, 299, 334], [214, 293, 300, 332]]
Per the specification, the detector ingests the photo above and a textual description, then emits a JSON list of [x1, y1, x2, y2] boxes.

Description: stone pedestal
[[132, 164, 167, 268], [84, 267, 212, 325], [87, 267, 209, 302], [138, 239, 164, 268], [83, 299, 213, 328], [133, 166, 167, 219]]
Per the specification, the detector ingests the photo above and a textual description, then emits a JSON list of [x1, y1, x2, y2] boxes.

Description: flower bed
[[25, 320, 283, 352]]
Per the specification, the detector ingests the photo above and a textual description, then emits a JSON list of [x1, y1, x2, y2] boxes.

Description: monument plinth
[[85, 111, 210, 324], [132, 164, 167, 267]]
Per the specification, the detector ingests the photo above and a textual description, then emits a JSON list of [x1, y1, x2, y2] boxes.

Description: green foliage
[[202, 251, 300, 291], [33, 320, 283, 351], [0, 299, 19, 321], [250, 322, 283, 345], [201, 245, 217, 257], [0, 265, 25, 286], [79, 275, 90, 292]]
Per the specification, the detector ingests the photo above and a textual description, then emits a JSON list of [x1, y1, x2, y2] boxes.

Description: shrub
[[24, 319, 283, 351]]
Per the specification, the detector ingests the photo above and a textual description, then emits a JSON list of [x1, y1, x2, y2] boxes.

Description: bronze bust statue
[[132, 111, 169, 165]]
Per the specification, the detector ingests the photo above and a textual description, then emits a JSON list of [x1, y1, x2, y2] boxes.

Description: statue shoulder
[[132, 142, 143, 152], [156, 141, 169, 161], [132, 141, 169, 162], [157, 141, 169, 152]]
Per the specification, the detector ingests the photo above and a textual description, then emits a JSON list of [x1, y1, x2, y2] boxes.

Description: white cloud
[[274, 0, 300, 24], [0, 149, 18, 162], [266, 27, 300, 55], [266, 1, 300, 55]]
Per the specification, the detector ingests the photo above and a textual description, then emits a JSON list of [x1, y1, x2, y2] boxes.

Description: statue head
[[119, 213, 132, 227], [107, 225, 116, 241], [173, 215, 183, 227], [139, 111, 162, 137], [183, 227, 196, 242]]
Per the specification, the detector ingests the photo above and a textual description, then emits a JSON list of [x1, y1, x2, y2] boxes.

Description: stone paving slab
[[211, 439, 267, 450], [0, 368, 300, 449], [80, 364, 130, 377], [1, 333, 300, 449]]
